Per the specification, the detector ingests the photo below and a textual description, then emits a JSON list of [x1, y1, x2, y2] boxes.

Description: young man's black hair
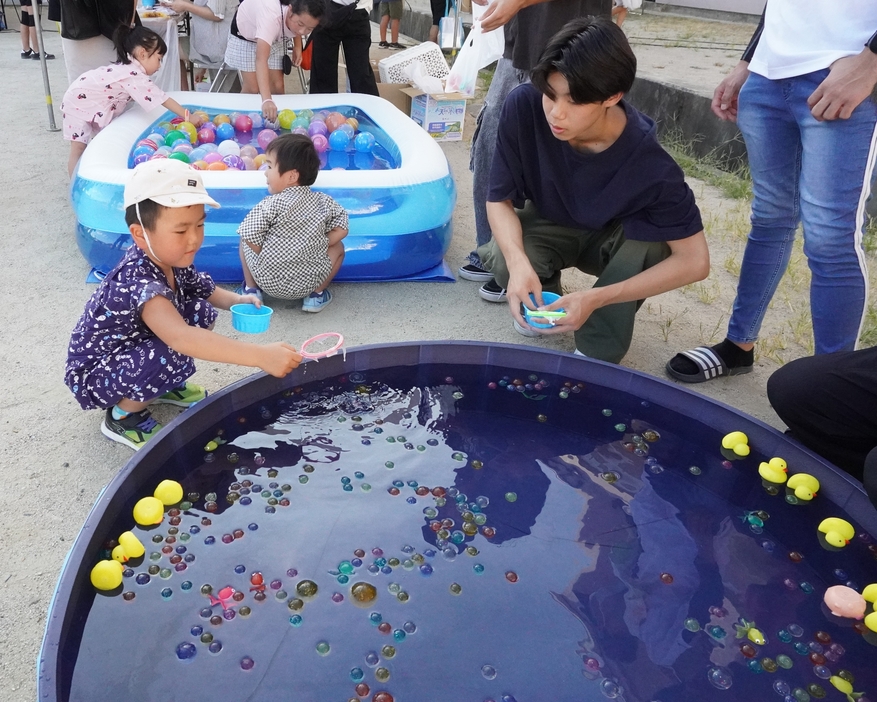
[[266, 134, 321, 186], [531, 16, 636, 104]]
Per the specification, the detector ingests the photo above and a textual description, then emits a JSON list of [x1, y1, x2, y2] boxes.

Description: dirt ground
[[0, 10, 842, 700]]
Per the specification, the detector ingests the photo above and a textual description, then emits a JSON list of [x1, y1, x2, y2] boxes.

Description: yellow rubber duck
[[90, 560, 124, 590], [817, 517, 855, 548], [133, 496, 165, 526], [865, 611, 877, 634], [758, 457, 788, 484], [786, 473, 820, 501], [861, 583, 877, 604], [112, 531, 146, 562], [154, 479, 183, 506], [829, 675, 865, 702], [721, 431, 750, 457]]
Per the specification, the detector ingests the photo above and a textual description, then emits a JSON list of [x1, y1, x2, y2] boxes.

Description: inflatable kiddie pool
[[71, 93, 456, 283], [39, 343, 877, 702]]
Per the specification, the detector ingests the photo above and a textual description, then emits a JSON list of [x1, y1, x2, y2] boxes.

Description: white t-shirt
[[189, 0, 236, 66], [749, 0, 877, 80]]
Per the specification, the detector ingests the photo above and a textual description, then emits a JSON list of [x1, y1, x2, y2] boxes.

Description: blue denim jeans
[[468, 58, 528, 267], [729, 70, 877, 354]]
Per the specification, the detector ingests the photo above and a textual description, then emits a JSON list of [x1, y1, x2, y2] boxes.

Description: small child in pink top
[[62, 25, 203, 177]]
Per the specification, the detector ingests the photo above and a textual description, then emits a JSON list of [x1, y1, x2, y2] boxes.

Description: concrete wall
[[654, 0, 764, 16]]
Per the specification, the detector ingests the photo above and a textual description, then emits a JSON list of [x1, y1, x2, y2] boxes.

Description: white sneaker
[[513, 319, 542, 338]]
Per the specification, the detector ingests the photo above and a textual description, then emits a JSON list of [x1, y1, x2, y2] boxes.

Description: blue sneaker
[[302, 289, 332, 313], [236, 283, 263, 303]]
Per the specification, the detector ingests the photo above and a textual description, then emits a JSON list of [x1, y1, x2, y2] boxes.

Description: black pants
[[309, 5, 378, 96], [767, 347, 877, 507]]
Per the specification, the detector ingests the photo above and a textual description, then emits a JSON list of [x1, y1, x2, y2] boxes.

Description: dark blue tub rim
[[37, 340, 876, 700]]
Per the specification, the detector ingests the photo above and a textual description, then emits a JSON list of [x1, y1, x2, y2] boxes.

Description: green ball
[[168, 152, 190, 163]]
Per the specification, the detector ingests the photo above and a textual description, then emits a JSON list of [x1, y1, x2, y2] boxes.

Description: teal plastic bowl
[[230, 304, 273, 334], [523, 292, 564, 329]]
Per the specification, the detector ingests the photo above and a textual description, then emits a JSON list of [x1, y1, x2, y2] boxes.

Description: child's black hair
[[113, 25, 168, 65], [531, 17, 636, 105], [265, 134, 320, 186], [124, 199, 167, 232], [285, 0, 326, 19]]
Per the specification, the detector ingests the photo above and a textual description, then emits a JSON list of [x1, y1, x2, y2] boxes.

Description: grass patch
[[660, 130, 752, 200]]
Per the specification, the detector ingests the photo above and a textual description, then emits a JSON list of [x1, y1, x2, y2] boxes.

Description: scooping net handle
[[300, 332, 345, 359]]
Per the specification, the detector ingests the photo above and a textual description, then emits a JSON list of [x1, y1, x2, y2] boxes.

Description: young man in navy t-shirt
[[477, 17, 710, 363]]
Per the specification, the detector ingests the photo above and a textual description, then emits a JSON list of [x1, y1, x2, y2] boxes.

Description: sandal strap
[[680, 346, 727, 380]]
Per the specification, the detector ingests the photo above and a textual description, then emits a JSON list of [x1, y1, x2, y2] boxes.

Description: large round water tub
[[39, 343, 877, 701], [71, 93, 456, 283]]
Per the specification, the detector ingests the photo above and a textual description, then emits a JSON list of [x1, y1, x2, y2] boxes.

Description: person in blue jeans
[[667, 1, 877, 383]]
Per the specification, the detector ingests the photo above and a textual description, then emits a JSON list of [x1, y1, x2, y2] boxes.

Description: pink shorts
[[62, 111, 97, 144]]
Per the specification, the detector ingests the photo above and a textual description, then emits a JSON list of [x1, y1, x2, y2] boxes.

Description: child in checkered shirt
[[238, 134, 349, 313]]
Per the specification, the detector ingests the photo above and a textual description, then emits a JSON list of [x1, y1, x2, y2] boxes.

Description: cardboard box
[[401, 87, 468, 142], [378, 41, 450, 84], [378, 83, 412, 114]]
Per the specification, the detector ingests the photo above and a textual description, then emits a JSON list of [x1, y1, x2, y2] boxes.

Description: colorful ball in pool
[[146, 132, 166, 146], [248, 112, 263, 129], [192, 110, 209, 124], [189, 147, 208, 162], [191, 160, 208, 170], [297, 108, 314, 120], [165, 130, 187, 147], [234, 114, 254, 133], [169, 152, 191, 163], [354, 132, 375, 153], [149, 152, 168, 160], [337, 123, 355, 138], [172, 142, 193, 155], [291, 127, 309, 137], [151, 124, 169, 137], [222, 155, 245, 170], [197, 127, 216, 144], [213, 113, 231, 126], [217, 139, 241, 157], [257, 129, 278, 150], [133, 153, 151, 165], [328, 129, 350, 151], [203, 152, 224, 164], [216, 122, 235, 142], [137, 138, 159, 151], [201, 143, 219, 154], [240, 144, 258, 160], [346, 117, 359, 131], [325, 112, 346, 132], [277, 109, 296, 130], [311, 133, 329, 153], [308, 120, 328, 138], [254, 154, 267, 169], [291, 116, 310, 130], [207, 161, 228, 170], [133, 145, 155, 160], [241, 156, 256, 170], [177, 121, 198, 143]]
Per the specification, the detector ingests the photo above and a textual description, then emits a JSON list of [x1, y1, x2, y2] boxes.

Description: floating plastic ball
[[325, 111, 346, 132], [172, 142, 193, 155], [337, 123, 355, 138], [240, 144, 258, 160], [241, 156, 256, 171], [213, 113, 231, 126], [133, 496, 164, 525], [132, 145, 155, 160], [291, 127, 309, 137], [216, 122, 235, 142], [177, 121, 198, 143], [217, 140, 241, 157], [234, 114, 254, 133], [312, 133, 329, 153], [354, 132, 375, 153], [133, 153, 151, 165], [254, 154, 267, 169], [346, 117, 359, 131], [308, 120, 328, 138], [222, 155, 245, 170], [248, 112, 263, 129], [146, 132, 166, 146], [203, 152, 223, 164], [207, 161, 228, 171], [191, 110, 209, 124], [291, 116, 310, 130], [149, 153, 168, 160], [328, 130, 350, 151], [118, 531, 145, 559], [136, 138, 158, 150], [190, 160, 206, 170], [277, 109, 296, 130], [164, 130, 187, 147], [257, 129, 279, 150], [90, 560, 124, 590], [189, 147, 208, 162], [197, 127, 215, 144], [154, 479, 183, 505], [168, 152, 190, 163]]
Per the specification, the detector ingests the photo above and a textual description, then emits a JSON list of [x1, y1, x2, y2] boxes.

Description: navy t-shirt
[[488, 84, 703, 243]]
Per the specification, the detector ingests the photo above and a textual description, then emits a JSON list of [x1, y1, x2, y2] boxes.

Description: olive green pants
[[478, 203, 671, 363]]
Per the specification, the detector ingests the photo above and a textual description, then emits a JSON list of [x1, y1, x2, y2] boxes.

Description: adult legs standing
[[310, 7, 378, 96]]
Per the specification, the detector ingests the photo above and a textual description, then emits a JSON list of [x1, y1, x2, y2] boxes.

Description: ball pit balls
[[277, 109, 296, 130], [291, 116, 310, 130], [164, 130, 187, 147], [234, 114, 253, 132], [133, 145, 155, 160], [298, 108, 314, 120], [253, 154, 267, 169], [242, 156, 256, 170], [328, 129, 350, 151], [222, 155, 245, 170], [189, 147, 208, 162], [207, 161, 228, 171], [197, 127, 215, 144], [308, 120, 328, 138], [147, 132, 166, 146], [192, 160, 208, 170], [257, 129, 279, 150], [137, 138, 159, 151], [311, 133, 329, 153], [149, 153, 168, 160], [203, 152, 224, 164], [248, 112, 263, 129], [338, 123, 355, 138], [192, 110, 209, 124], [346, 117, 360, 131], [217, 140, 241, 157], [169, 152, 191, 163], [216, 122, 235, 142], [240, 144, 258, 160], [292, 127, 309, 137], [354, 132, 375, 153], [172, 142, 193, 155], [213, 114, 231, 126], [133, 153, 151, 165], [325, 112, 346, 131], [201, 143, 218, 154]]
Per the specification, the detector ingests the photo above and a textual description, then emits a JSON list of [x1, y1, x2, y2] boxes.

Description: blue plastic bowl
[[523, 292, 564, 329], [230, 304, 273, 334]]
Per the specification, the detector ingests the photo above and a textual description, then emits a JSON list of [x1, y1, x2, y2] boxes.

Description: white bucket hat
[[124, 159, 220, 209]]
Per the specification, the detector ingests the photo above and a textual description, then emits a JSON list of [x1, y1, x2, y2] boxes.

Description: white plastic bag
[[401, 60, 444, 95], [444, 18, 504, 97]]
